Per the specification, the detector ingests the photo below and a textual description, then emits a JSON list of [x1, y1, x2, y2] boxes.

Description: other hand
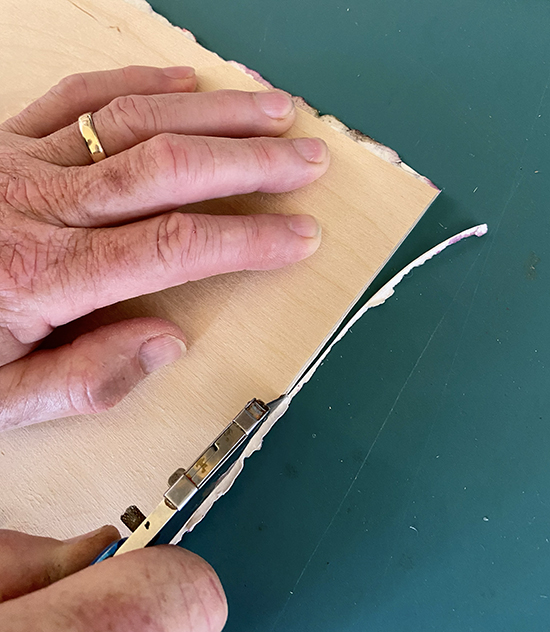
[[0, 527, 227, 632]]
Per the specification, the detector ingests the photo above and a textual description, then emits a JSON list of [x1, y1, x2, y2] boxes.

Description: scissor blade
[[114, 396, 290, 554], [115, 500, 176, 556]]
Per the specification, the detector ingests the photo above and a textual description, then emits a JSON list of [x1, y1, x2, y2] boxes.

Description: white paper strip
[[172, 223, 488, 541]]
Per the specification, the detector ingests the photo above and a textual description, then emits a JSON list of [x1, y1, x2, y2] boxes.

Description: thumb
[[0, 526, 120, 602], [0, 317, 186, 430]]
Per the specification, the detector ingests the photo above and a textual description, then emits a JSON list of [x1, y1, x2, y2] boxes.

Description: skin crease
[[0, 65, 330, 630]]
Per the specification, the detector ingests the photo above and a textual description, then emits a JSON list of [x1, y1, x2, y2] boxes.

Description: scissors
[[92, 395, 289, 564]]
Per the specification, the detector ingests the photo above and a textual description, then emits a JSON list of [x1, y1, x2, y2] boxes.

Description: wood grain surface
[[0, 0, 438, 538]]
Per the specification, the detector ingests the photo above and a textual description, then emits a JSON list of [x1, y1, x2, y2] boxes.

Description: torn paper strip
[[173, 223, 488, 541]]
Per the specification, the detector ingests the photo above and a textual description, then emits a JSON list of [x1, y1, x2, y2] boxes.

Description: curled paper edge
[[172, 223, 488, 542]]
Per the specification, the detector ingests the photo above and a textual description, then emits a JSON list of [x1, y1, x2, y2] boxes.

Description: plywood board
[[0, 0, 438, 538]]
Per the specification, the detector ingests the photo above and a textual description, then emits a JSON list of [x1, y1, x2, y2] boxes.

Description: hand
[[0, 65, 329, 429], [0, 527, 227, 632]]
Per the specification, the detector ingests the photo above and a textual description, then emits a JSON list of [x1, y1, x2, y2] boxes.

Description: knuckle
[[178, 214, 220, 273], [188, 138, 217, 186], [153, 212, 194, 270], [66, 368, 106, 416], [69, 375, 115, 415], [152, 213, 280, 275], [153, 212, 222, 277], [144, 135, 217, 191], [239, 215, 265, 264], [105, 94, 162, 140], [103, 95, 139, 141], [50, 73, 90, 103], [67, 360, 134, 416], [211, 89, 238, 111], [119, 64, 147, 84], [146, 133, 180, 179], [249, 138, 277, 177], [74, 159, 136, 219], [239, 215, 282, 267], [143, 134, 198, 188]]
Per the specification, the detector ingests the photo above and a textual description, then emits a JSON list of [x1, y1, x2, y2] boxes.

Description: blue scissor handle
[[91, 537, 128, 565]]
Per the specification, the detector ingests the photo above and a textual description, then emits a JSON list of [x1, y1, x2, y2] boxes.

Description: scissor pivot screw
[[121, 505, 147, 532], [168, 468, 186, 486]]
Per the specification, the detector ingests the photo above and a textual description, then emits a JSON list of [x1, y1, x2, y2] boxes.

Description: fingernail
[[64, 526, 111, 544], [163, 66, 196, 80], [287, 214, 321, 239], [292, 137, 328, 163], [139, 335, 187, 374], [255, 91, 294, 119]]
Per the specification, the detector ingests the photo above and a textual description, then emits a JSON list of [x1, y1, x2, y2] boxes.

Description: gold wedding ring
[[78, 112, 107, 163]]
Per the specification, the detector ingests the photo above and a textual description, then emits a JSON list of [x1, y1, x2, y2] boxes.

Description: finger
[[0, 546, 227, 632], [34, 89, 296, 166], [0, 326, 42, 367], [0, 526, 119, 602], [39, 213, 322, 329], [0, 65, 197, 138], [60, 133, 329, 226], [0, 318, 186, 430]]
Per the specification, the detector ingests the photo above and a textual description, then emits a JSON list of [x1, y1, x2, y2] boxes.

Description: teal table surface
[[151, 1, 550, 630]]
